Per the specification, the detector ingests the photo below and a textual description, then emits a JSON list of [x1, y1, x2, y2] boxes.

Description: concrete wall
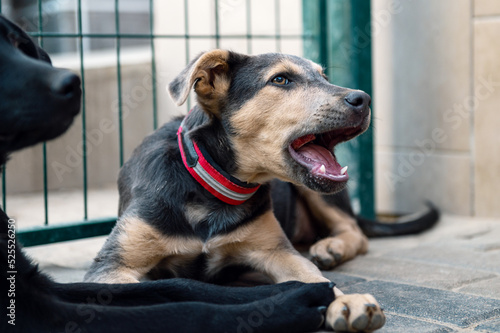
[[373, 0, 500, 217]]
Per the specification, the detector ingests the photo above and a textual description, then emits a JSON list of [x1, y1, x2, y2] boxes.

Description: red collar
[[177, 116, 260, 205]]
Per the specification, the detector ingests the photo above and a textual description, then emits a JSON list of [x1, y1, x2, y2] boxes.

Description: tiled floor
[[24, 214, 500, 332]]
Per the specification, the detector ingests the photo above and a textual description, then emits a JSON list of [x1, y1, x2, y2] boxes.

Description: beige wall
[[373, 0, 500, 217], [474, 2, 500, 217]]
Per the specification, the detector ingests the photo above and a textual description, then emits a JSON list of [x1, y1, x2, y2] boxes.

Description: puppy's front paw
[[310, 237, 346, 269], [325, 294, 385, 332]]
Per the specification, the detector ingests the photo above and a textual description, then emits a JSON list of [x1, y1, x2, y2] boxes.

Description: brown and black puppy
[[1, 17, 338, 333], [85, 50, 394, 332]]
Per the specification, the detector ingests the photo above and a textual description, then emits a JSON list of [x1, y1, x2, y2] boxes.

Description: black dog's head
[[169, 50, 370, 194], [0, 15, 81, 165]]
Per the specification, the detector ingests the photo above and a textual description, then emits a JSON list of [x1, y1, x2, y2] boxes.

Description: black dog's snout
[[51, 72, 81, 98], [344, 91, 371, 111]]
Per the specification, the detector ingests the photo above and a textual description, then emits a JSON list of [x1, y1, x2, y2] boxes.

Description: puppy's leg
[[210, 211, 384, 332], [84, 216, 201, 283], [299, 188, 368, 270], [207, 210, 328, 284]]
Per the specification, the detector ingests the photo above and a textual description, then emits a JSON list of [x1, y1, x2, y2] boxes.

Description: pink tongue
[[296, 144, 342, 174]]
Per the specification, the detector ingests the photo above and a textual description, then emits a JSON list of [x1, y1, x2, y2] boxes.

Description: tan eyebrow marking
[[308, 60, 329, 80], [265, 60, 305, 81]]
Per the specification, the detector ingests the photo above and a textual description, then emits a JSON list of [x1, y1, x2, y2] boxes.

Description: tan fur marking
[[306, 60, 329, 81], [192, 50, 231, 115], [185, 203, 210, 226], [117, 217, 203, 278], [205, 210, 328, 283], [171, 49, 231, 114], [94, 212, 329, 283], [92, 266, 142, 284], [309, 60, 325, 75], [264, 60, 305, 81], [298, 188, 368, 266], [203, 212, 281, 274], [230, 85, 331, 184]]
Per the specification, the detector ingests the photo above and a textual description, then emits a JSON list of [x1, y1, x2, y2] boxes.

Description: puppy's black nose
[[51, 72, 81, 98], [344, 90, 371, 111]]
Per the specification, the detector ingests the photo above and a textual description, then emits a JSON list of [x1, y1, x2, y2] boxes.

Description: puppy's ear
[[168, 49, 232, 115]]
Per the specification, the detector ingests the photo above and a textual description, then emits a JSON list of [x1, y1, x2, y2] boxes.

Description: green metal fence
[[0, 0, 373, 247], [304, 0, 375, 219]]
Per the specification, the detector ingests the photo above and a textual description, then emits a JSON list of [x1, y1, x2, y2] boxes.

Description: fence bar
[[26, 32, 307, 39], [37, 0, 50, 226], [274, 0, 281, 52], [214, 0, 220, 49], [0, 0, 4, 216], [1, 167, 5, 212], [18, 218, 116, 247], [184, 0, 191, 111], [0, 0, 5, 213], [245, 0, 252, 53], [115, 0, 125, 167], [302, 0, 328, 69], [0, 0, 4, 212], [0, 0, 3, 215], [351, 0, 375, 219], [184, 0, 190, 63], [149, 0, 158, 130], [303, 0, 374, 219], [329, 0, 374, 219], [77, 0, 88, 220]]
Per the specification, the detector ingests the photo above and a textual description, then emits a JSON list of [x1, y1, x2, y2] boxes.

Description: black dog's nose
[[51, 72, 81, 98], [344, 90, 371, 111]]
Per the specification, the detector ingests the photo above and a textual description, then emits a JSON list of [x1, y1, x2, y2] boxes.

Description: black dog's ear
[[168, 49, 233, 116]]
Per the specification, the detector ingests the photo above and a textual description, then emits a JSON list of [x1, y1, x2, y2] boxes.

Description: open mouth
[[288, 127, 363, 182]]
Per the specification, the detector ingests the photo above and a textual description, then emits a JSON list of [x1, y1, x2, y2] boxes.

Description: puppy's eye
[[272, 76, 290, 85]]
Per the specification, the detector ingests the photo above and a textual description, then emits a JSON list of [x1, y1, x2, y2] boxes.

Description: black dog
[[0, 15, 334, 333]]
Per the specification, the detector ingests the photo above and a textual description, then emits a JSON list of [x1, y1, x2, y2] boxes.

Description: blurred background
[[0, 0, 499, 245]]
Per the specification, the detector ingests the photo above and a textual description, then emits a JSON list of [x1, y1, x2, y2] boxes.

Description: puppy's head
[[0, 15, 81, 163], [169, 50, 371, 194]]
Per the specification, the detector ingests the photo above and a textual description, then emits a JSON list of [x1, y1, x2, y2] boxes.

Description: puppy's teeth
[[319, 165, 326, 174], [340, 166, 348, 175]]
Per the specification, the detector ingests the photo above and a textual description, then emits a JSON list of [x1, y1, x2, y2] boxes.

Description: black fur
[[0, 15, 334, 333], [270, 180, 299, 239], [0, 221, 332, 332], [118, 113, 272, 241]]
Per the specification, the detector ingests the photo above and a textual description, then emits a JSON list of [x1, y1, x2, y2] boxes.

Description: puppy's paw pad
[[333, 317, 348, 331], [326, 294, 385, 332]]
